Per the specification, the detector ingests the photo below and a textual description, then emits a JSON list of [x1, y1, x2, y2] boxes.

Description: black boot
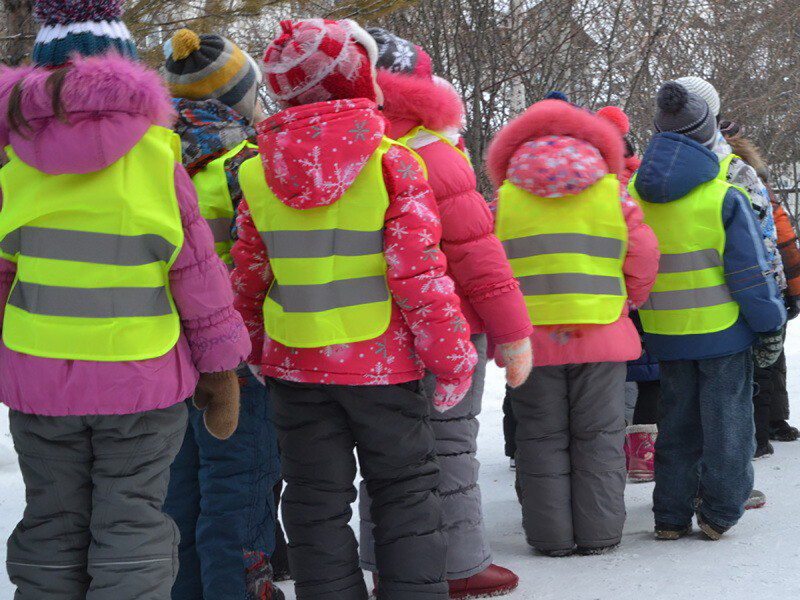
[[769, 420, 799, 442]]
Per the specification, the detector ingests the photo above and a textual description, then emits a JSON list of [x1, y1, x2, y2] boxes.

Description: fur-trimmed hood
[[486, 100, 624, 188], [0, 54, 175, 174], [377, 69, 464, 138]]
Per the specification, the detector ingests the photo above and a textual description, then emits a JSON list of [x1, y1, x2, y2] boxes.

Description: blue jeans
[[164, 369, 281, 599], [653, 349, 755, 530]]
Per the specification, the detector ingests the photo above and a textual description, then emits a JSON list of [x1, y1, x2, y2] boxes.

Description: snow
[[0, 327, 798, 597]]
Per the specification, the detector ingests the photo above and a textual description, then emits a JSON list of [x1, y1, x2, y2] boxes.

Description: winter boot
[[448, 564, 520, 599], [769, 420, 800, 442], [754, 441, 774, 460], [696, 512, 729, 541], [245, 550, 285, 600], [537, 547, 576, 557], [509, 458, 516, 471], [654, 523, 692, 540], [745, 489, 766, 510], [577, 544, 619, 556], [624, 424, 657, 483]]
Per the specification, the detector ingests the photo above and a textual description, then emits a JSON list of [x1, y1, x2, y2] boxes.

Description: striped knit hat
[[32, 0, 138, 67], [263, 19, 379, 107], [164, 29, 262, 124], [675, 76, 721, 117]]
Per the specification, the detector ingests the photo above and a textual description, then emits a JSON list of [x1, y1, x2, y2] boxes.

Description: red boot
[[448, 564, 519, 599]]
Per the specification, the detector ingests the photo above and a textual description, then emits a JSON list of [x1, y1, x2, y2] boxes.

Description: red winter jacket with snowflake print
[[231, 99, 476, 394]]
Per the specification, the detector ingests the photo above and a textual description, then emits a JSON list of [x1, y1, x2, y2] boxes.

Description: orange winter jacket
[[771, 192, 800, 296]]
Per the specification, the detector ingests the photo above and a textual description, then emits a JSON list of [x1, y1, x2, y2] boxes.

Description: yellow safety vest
[[0, 126, 184, 361], [238, 137, 399, 348], [192, 140, 257, 265], [496, 175, 628, 325], [629, 169, 740, 335], [397, 126, 471, 167]]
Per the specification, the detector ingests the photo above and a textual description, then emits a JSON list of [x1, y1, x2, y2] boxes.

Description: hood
[[634, 133, 719, 204], [0, 54, 175, 175], [486, 99, 624, 188], [172, 97, 255, 177], [257, 98, 386, 209], [377, 69, 464, 138]]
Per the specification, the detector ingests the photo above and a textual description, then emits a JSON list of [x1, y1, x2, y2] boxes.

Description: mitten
[[194, 370, 240, 440], [432, 374, 474, 413], [499, 338, 532, 388], [786, 296, 800, 321], [754, 332, 783, 369]]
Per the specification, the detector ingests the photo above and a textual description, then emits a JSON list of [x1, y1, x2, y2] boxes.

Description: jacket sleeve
[[620, 185, 659, 308], [382, 145, 476, 381], [722, 187, 787, 333], [0, 190, 15, 332], [170, 163, 251, 372], [771, 195, 800, 296], [230, 198, 273, 366], [418, 141, 532, 344]]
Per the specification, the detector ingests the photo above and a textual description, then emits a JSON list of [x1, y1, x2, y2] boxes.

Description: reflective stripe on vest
[[238, 137, 402, 348], [0, 125, 184, 361], [629, 172, 740, 335], [192, 140, 256, 265], [495, 174, 628, 326]]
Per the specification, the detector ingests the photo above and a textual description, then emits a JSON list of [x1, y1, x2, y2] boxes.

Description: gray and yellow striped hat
[[164, 29, 262, 123]]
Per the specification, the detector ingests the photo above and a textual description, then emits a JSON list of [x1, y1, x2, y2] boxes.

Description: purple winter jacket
[[0, 54, 250, 416]]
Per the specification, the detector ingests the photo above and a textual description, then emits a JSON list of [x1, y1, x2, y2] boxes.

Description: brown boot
[[194, 370, 240, 439]]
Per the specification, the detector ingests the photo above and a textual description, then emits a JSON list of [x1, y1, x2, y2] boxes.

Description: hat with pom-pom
[[597, 106, 630, 136], [367, 27, 432, 79], [263, 19, 379, 107], [654, 81, 717, 147], [32, 0, 138, 67], [675, 76, 721, 117], [163, 29, 262, 123]]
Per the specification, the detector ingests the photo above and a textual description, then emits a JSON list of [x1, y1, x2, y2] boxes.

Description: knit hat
[[654, 81, 718, 147], [367, 27, 432, 79], [32, 0, 138, 67], [675, 76, 721, 117], [544, 91, 569, 102], [164, 29, 262, 124], [262, 19, 379, 107], [597, 106, 630, 136]]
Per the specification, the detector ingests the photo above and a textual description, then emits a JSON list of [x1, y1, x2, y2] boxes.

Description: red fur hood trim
[[486, 100, 625, 187], [377, 69, 464, 132]]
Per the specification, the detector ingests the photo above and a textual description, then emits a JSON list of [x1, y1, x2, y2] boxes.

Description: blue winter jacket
[[634, 133, 786, 361]]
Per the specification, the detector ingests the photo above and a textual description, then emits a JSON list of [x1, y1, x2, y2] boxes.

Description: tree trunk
[[3, 0, 35, 66]]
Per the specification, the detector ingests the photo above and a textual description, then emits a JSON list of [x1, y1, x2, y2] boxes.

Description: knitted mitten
[[499, 338, 533, 388], [194, 370, 240, 439], [754, 332, 783, 369]]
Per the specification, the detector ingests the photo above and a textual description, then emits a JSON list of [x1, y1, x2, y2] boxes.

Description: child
[[0, 1, 250, 598], [357, 28, 532, 599], [231, 19, 477, 600], [630, 81, 786, 540], [487, 99, 659, 556], [161, 29, 283, 600]]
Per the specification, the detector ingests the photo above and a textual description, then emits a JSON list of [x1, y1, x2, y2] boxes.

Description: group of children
[[0, 1, 792, 599]]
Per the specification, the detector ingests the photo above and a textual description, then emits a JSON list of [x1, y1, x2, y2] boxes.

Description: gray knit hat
[[654, 81, 718, 147], [163, 29, 262, 123], [675, 76, 721, 117]]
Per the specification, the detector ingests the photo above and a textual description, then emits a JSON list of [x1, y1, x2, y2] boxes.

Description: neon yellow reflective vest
[[628, 168, 740, 335], [398, 126, 471, 168], [496, 175, 628, 325], [192, 140, 257, 265], [238, 137, 401, 348], [0, 125, 184, 361]]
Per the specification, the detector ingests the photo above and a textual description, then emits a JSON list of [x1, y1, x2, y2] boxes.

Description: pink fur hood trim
[[0, 54, 175, 144], [486, 100, 625, 187], [378, 69, 464, 132]]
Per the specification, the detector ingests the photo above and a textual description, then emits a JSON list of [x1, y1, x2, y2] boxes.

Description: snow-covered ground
[[0, 330, 798, 598]]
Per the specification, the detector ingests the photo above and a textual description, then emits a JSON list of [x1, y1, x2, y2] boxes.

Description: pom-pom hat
[[32, 0, 138, 67], [675, 76, 721, 117], [163, 29, 262, 123], [597, 106, 630, 136], [653, 81, 717, 147], [262, 19, 379, 107]]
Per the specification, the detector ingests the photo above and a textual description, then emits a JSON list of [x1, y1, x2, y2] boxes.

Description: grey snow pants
[[6, 402, 188, 600], [270, 378, 448, 600], [360, 334, 490, 579], [510, 362, 627, 551]]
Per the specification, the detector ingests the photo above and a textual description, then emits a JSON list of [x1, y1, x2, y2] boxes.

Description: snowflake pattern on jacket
[[231, 99, 476, 406]]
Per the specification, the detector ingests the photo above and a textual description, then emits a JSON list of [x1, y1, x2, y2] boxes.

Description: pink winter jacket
[[486, 100, 659, 366], [0, 55, 250, 416], [379, 70, 533, 345], [231, 99, 476, 397]]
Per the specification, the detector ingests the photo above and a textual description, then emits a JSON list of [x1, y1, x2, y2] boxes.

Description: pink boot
[[625, 425, 657, 483]]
